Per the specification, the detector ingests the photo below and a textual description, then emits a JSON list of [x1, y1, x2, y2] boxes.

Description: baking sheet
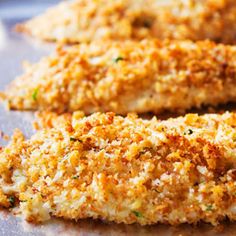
[[0, 1, 236, 235]]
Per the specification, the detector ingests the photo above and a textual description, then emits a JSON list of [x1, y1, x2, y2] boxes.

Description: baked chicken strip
[[0, 111, 236, 225], [16, 0, 236, 44], [2, 39, 236, 114]]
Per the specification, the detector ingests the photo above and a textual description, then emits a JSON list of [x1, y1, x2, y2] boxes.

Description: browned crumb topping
[[17, 0, 236, 44], [0, 111, 236, 225], [3, 39, 236, 114]]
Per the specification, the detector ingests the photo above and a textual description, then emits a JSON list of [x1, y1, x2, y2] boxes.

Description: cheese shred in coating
[[16, 0, 236, 44], [3, 39, 236, 114], [0, 111, 236, 225]]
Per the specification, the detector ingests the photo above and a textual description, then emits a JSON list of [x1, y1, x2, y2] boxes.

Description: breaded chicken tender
[[0, 111, 236, 225], [3, 40, 236, 114], [16, 0, 236, 44]]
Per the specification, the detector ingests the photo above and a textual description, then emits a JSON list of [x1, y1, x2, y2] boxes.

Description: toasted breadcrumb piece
[[16, 0, 236, 44], [3, 39, 236, 114], [0, 111, 236, 225]]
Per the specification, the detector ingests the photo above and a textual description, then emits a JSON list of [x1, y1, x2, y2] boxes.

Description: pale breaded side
[[16, 0, 236, 44], [0, 111, 236, 225], [3, 40, 236, 114]]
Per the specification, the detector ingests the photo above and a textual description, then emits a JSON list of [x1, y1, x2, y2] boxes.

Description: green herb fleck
[[113, 57, 124, 63], [9, 196, 15, 207], [206, 204, 213, 211], [132, 210, 143, 218], [20, 200, 27, 203], [188, 129, 193, 135], [184, 129, 193, 135], [72, 175, 79, 179], [70, 137, 82, 142], [32, 88, 39, 101]]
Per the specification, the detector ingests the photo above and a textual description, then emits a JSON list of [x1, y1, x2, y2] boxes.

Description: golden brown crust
[[0, 111, 236, 225], [3, 39, 236, 114], [16, 0, 236, 44]]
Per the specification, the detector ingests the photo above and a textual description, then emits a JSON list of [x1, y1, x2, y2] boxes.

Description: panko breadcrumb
[[0, 111, 236, 225], [16, 0, 236, 44], [3, 39, 236, 114]]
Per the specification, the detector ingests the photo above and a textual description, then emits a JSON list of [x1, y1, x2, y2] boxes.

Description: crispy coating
[[0, 111, 236, 225], [3, 39, 236, 114], [16, 0, 236, 44]]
